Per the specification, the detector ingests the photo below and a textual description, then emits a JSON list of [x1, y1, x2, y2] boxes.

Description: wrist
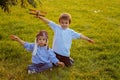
[[17, 38, 21, 41], [38, 16, 42, 19]]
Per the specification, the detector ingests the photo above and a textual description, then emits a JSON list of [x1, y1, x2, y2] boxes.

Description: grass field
[[0, 0, 120, 80]]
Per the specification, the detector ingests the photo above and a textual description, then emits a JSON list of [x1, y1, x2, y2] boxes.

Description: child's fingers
[[91, 40, 95, 44], [10, 35, 14, 39], [59, 62, 65, 67], [10, 35, 17, 40], [88, 39, 94, 43], [89, 40, 95, 44]]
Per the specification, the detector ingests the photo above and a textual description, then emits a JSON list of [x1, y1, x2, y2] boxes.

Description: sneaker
[[28, 69, 36, 74], [70, 57, 74, 63], [49, 68, 53, 71]]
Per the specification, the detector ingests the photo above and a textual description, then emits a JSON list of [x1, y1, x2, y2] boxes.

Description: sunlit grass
[[0, 0, 120, 80]]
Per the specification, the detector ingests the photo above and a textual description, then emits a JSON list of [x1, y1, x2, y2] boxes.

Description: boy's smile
[[59, 19, 70, 29]]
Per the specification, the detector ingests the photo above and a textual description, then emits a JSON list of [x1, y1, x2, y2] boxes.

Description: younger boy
[[10, 30, 64, 74]]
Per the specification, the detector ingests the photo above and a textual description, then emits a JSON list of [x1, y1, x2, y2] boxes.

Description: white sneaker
[[50, 68, 53, 71], [28, 69, 36, 74]]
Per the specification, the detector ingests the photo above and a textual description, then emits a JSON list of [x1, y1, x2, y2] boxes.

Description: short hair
[[59, 13, 71, 24]]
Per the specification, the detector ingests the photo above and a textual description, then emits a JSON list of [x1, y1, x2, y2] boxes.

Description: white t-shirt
[[48, 21, 81, 57]]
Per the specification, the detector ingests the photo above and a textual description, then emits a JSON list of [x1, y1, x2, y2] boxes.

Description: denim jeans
[[28, 63, 53, 73]]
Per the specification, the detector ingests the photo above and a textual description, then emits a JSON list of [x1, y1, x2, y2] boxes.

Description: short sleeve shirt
[[48, 21, 81, 57]]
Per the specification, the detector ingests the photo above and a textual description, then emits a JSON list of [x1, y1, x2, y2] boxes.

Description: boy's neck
[[62, 27, 69, 30], [38, 45, 46, 47]]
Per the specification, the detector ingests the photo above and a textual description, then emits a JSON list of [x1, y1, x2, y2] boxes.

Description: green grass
[[0, 0, 120, 80]]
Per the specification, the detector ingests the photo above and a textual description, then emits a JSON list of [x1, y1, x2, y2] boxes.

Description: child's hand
[[88, 39, 95, 44], [10, 35, 19, 41], [57, 62, 65, 67], [29, 9, 46, 18], [36, 10, 40, 17], [10, 35, 25, 45], [34, 10, 41, 18]]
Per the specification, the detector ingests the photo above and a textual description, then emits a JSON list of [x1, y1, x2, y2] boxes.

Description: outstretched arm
[[80, 34, 95, 43], [35, 11, 50, 24], [10, 35, 25, 46], [37, 16, 50, 24]]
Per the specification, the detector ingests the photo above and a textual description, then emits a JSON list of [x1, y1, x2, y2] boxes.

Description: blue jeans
[[28, 63, 53, 73]]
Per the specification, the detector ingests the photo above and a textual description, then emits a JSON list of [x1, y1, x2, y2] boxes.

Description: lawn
[[0, 0, 120, 80]]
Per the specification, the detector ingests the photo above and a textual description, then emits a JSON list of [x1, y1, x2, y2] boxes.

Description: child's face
[[37, 36, 47, 47], [59, 19, 70, 29]]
